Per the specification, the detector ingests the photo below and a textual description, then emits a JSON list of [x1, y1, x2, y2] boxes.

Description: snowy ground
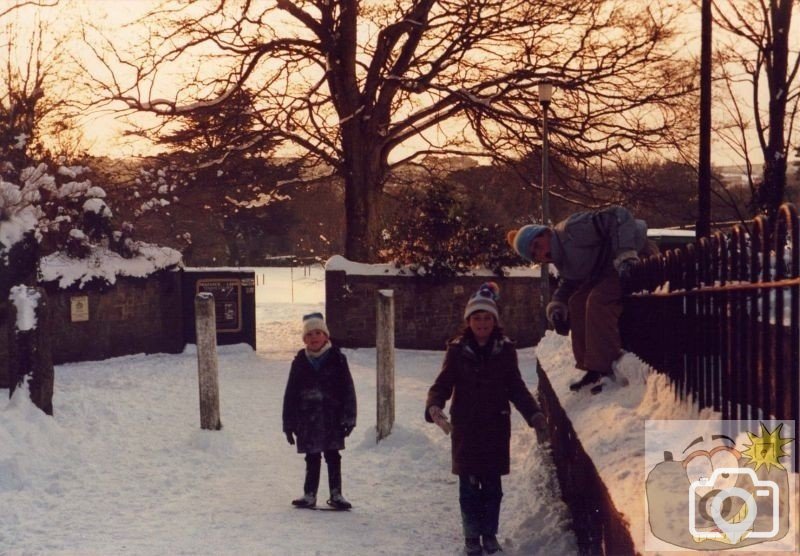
[[1, 266, 576, 556]]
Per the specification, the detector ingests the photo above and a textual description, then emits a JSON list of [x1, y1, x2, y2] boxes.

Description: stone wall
[[325, 269, 543, 350], [536, 362, 637, 555], [40, 271, 185, 365]]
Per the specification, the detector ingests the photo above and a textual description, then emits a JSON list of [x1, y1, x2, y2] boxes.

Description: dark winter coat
[[282, 345, 357, 454], [425, 331, 540, 476]]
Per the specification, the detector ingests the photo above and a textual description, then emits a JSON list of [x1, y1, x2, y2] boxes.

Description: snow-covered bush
[[1, 156, 182, 292], [0, 160, 137, 261]]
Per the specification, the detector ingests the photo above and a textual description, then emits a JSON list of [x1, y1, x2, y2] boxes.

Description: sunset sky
[[8, 0, 795, 167]]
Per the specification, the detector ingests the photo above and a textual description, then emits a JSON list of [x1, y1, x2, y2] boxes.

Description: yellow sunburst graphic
[[741, 423, 794, 471]]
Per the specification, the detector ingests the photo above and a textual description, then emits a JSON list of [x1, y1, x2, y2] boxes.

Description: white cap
[[302, 312, 330, 337]]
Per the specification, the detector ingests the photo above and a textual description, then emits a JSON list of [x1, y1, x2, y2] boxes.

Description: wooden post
[[195, 292, 222, 430], [376, 289, 395, 443], [8, 286, 54, 415]]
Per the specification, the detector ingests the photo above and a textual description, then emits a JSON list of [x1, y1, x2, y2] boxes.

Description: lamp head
[[538, 81, 553, 104]]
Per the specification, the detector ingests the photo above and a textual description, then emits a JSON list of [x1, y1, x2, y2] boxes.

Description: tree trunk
[[758, 0, 792, 221], [342, 130, 385, 262]]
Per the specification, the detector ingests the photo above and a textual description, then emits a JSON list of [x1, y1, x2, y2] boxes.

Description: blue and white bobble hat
[[510, 224, 548, 262], [463, 282, 501, 321], [302, 312, 330, 337]]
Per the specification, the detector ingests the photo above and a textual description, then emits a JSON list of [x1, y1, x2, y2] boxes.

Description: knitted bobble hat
[[464, 282, 501, 321], [302, 312, 330, 337], [509, 224, 548, 262]]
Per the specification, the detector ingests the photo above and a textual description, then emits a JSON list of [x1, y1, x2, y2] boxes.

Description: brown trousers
[[568, 271, 623, 374]]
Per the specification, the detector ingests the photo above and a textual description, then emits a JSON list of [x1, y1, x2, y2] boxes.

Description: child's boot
[[569, 370, 602, 392], [590, 371, 622, 395], [482, 534, 502, 553], [292, 453, 321, 507], [327, 489, 352, 510], [291, 492, 317, 507], [464, 537, 482, 555], [326, 455, 352, 509]]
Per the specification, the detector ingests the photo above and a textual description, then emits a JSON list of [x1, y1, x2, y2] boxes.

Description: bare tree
[[85, 0, 697, 261], [712, 0, 800, 220], [0, 12, 86, 170], [0, 0, 57, 20]]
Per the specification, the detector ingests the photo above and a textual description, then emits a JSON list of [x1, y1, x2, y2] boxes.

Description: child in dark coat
[[425, 283, 548, 555], [282, 312, 357, 510]]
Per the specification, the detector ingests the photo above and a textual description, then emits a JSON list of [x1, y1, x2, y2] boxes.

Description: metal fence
[[621, 203, 799, 429]]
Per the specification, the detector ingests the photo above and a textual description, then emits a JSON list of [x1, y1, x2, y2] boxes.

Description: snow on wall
[[39, 244, 182, 289], [325, 254, 541, 277]]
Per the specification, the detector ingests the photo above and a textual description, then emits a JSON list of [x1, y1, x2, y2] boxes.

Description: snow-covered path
[[1, 267, 576, 555]]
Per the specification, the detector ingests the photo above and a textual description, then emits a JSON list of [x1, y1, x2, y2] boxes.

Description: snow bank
[[0, 389, 71, 493], [536, 332, 798, 553]]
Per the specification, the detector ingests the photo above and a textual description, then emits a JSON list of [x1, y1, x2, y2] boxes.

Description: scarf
[[305, 341, 333, 370]]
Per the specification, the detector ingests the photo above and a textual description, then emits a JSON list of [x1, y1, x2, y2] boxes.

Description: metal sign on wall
[[70, 295, 90, 322], [182, 269, 256, 349], [195, 278, 242, 333]]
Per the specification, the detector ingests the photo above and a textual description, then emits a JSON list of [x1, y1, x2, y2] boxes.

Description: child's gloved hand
[[546, 301, 569, 336], [285, 431, 295, 445], [614, 250, 640, 281], [341, 422, 355, 437], [528, 412, 549, 444], [428, 405, 453, 435], [617, 258, 637, 281]]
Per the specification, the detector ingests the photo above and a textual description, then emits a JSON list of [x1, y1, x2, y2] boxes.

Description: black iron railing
[[622, 203, 799, 430]]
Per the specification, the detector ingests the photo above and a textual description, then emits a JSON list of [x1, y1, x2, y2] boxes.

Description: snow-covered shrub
[[133, 164, 185, 217], [0, 160, 139, 262]]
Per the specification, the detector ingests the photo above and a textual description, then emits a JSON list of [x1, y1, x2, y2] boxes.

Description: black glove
[[285, 431, 295, 445], [617, 258, 637, 281], [551, 312, 570, 336], [546, 301, 569, 336], [341, 422, 355, 437]]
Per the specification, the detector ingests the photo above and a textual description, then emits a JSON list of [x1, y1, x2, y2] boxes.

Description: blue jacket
[[550, 206, 647, 302]]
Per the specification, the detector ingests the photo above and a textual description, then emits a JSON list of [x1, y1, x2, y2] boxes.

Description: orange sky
[[11, 0, 796, 168]]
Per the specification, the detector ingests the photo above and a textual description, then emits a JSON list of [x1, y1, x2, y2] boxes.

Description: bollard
[[195, 292, 222, 430], [376, 289, 395, 442]]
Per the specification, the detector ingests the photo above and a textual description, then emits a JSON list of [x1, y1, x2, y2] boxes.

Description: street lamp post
[[538, 82, 553, 311]]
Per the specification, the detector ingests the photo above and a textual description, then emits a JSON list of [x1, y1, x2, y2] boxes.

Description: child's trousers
[[303, 450, 342, 495], [567, 272, 623, 374], [459, 473, 503, 538]]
